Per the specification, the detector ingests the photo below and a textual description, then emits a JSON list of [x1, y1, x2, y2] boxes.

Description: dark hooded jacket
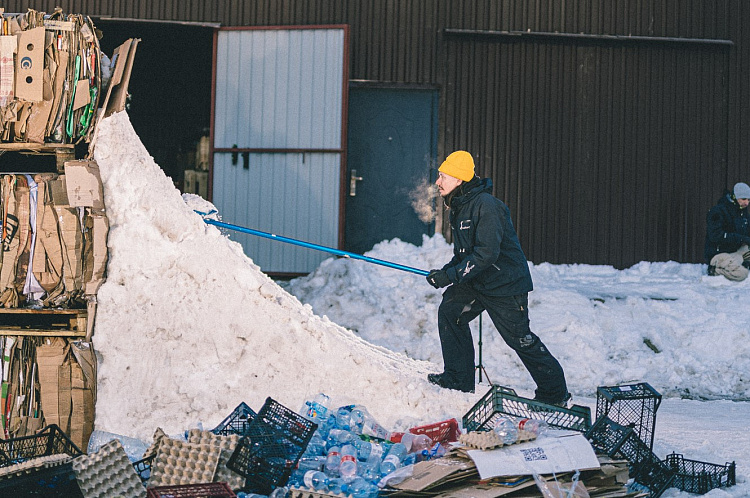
[[704, 190, 750, 264], [441, 177, 533, 296]]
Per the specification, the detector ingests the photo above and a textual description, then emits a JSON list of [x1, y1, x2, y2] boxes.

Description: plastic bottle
[[492, 416, 519, 445], [297, 455, 326, 472], [328, 477, 348, 495], [348, 405, 367, 433], [302, 470, 330, 491], [87, 430, 150, 462], [418, 442, 447, 461], [325, 446, 341, 475], [304, 432, 327, 456], [339, 443, 359, 480], [400, 432, 433, 453], [358, 458, 381, 481], [348, 476, 377, 498], [302, 393, 331, 423], [335, 406, 353, 430], [361, 413, 391, 440], [327, 428, 356, 448], [517, 418, 549, 437], [354, 439, 384, 462], [380, 442, 407, 476], [269, 487, 289, 498]]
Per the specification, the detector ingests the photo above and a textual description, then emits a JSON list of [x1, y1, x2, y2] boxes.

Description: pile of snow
[[288, 240, 750, 401], [91, 112, 478, 441]]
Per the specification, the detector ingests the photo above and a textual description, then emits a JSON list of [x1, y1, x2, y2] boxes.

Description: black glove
[[426, 269, 451, 289]]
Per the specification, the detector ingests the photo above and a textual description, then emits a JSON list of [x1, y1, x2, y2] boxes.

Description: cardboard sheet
[[15, 27, 45, 102], [467, 433, 600, 479], [64, 160, 104, 209]]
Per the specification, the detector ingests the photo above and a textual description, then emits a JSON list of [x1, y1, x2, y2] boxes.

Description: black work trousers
[[437, 283, 568, 400]]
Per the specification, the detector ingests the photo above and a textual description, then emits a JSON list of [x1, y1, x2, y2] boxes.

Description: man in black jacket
[[704, 182, 750, 281], [426, 150, 569, 405]]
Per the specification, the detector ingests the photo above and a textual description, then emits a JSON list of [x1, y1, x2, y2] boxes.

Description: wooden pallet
[[0, 309, 87, 337], [0, 143, 76, 173]]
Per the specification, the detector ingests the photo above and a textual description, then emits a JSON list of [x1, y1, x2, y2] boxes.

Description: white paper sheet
[[467, 432, 600, 479]]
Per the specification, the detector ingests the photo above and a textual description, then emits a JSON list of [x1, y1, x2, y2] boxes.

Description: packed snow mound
[[91, 112, 480, 440]]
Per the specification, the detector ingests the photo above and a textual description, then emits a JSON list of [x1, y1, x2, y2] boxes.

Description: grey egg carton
[[0, 454, 72, 480], [186, 429, 244, 490], [72, 439, 146, 498], [148, 437, 222, 487], [143, 427, 169, 459]]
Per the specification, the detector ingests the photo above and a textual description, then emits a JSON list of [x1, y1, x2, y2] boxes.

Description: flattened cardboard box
[[391, 456, 477, 492], [64, 159, 104, 209]]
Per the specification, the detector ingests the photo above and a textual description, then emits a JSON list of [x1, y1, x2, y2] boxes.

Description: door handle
[[350, 169, 363, 196]]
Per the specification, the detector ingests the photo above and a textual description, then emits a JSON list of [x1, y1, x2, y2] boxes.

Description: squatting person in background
[[704, 182, 750, 281], [425, 150, 570, 406]]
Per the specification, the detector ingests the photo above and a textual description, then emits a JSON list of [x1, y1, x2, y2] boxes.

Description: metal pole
[[201, 217, 430, 276]]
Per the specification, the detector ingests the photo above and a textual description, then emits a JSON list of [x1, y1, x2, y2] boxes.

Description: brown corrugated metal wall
[[8, 0, 749, 267]]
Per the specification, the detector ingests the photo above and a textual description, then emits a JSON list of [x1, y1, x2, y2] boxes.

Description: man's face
[[739, 198, 750, 209], [436, 172, 462, 197]]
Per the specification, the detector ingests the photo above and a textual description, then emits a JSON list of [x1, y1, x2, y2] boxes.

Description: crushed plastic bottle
[[517, 418, 549, 437], [492, 416, 519, 445], [380, 442, 407, 476], [400, 432, 433, 453]]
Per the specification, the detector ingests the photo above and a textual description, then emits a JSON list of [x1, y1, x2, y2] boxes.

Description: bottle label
[[341, 454, 356, 464], [303, 470, 316, 487], [370, 444, 383, 459], [383, 454, 400, 465], [518, 418, 531, 430]]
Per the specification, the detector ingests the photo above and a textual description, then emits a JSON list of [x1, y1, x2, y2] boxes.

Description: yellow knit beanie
[[439, 150, 475, 182]]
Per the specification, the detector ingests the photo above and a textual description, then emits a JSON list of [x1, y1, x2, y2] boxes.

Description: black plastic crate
[[227, 397, 317, 495], [664, 453, 736, 494], [0, 459, 84, 497], [133, 454, 154, 486], [462, 385, 592, 433], [585, 416, 634, 456], [211, 402, 257, 436], [0, 425, 83, 468], [596, 383, 661, 451], [615, 430, 674, 498]]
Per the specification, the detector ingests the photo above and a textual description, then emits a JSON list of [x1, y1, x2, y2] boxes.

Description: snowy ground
[[91, 112, 747, 497]]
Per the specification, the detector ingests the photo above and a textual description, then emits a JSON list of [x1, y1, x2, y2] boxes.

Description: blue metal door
[[345, 88, 438, 254]]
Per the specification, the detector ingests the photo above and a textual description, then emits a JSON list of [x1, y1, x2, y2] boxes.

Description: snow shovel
[[195, 211, 429, 276]]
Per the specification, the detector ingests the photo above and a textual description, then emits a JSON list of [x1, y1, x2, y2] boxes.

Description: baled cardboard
[[35, 337, 68, 428], [0, 35, 16, 107], [84, 211, 109, 296], [15, 27, 45, 102]]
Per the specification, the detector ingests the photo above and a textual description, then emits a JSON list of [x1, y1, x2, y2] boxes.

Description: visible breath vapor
[[408, 177, 439, 223]]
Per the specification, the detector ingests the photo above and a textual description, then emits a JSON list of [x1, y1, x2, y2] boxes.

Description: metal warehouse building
[[9, 1, 749, 273]]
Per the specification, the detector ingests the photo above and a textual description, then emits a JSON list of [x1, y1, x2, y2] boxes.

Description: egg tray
[[186, 429, 244, 490], [148, 437, 222, 487], [71, 439, 147, 498], [0, 454, 83, 497]]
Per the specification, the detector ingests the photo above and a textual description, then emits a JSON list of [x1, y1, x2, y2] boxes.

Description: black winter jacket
[[441, 177, 533, 297], [704, 191, 750, 264]]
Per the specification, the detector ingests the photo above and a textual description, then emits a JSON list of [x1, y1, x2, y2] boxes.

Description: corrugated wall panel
[[215, 29, 343, 149]]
